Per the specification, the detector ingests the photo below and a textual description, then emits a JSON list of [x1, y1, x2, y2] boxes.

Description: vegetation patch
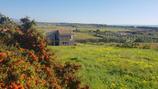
[[49, 44, 158, 89]]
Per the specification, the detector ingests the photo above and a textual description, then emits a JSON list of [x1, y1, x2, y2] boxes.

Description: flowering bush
[[0, 16, 88, 89]]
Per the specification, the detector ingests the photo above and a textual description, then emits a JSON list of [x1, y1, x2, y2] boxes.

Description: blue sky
[[0, 0, 158, 25]]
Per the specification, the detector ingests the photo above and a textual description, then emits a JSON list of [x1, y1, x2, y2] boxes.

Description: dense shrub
[[0, 15, 88, 89]]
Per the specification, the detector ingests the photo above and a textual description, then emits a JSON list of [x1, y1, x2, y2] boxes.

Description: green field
[[74, 32, 99, 41], [48, 44, 158, 89]]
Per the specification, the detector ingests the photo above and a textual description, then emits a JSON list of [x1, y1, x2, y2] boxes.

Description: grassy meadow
[[73, 32, 99, 41], [48, 44, 158, 89]]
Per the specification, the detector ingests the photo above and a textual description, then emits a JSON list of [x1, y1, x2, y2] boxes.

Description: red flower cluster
[[0, 52, 7, 63], [0, 52, 7, 59], [7, 82, 24, 89], [28, 51, 38, 61]]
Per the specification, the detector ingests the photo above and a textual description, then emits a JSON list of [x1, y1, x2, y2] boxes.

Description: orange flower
[[13, 59, 24, 66], [42, 80, 46, 85], [0, 82, 5, 88], [28, 51, 38, 61], [19, 48, 26, 51], [0, 52, 7, 59], [26, 81, 31, 89], [45, 67, 52, 76], [9, 82, 18, 89], [44, 54, 49, 61], [9, 82, 24, 89], [0, 52, 7, 63], [20, 74, 26, 80]]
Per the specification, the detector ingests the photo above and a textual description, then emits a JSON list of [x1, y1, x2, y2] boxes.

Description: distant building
[[46, 30, 74, 46]]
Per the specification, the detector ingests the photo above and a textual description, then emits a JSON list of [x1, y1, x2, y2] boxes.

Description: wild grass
[[48, 44, 158, 89], [74, 32, 99, 41]]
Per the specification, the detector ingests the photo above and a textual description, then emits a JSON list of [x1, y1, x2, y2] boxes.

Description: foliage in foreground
[[0, 14, 88, 89]]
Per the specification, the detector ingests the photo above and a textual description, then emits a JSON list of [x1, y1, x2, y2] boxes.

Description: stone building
[[46, 30, 74, 46]]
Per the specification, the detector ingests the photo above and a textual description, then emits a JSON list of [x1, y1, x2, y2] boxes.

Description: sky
[[0, 0, 158, 25]]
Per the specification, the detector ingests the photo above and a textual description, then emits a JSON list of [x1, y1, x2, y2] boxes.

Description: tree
[[0, 13, 17, 30], [20, 16, 36, 32], [0, 13, 10, 24]]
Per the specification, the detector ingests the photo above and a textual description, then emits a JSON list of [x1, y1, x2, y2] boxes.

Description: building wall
[[47, 31, 74, 46], [59, 34, 74, 46]]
